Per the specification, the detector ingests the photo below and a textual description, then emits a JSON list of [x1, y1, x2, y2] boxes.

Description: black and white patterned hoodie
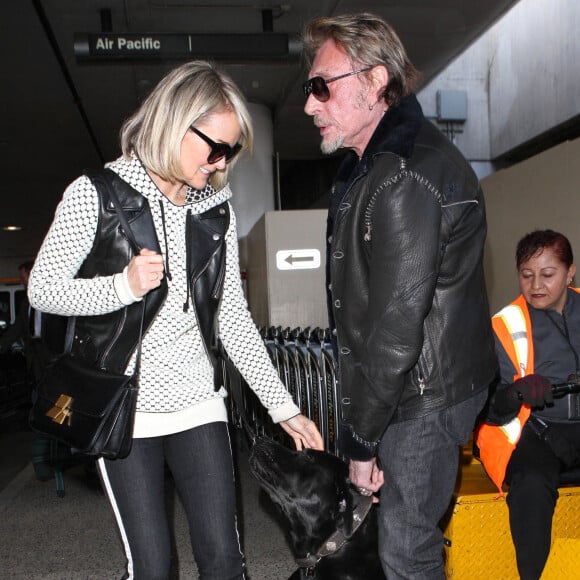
[[28, 155, 299, 437]]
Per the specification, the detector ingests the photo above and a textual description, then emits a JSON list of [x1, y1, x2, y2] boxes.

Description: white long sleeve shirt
[[28, 155, 299, 437]]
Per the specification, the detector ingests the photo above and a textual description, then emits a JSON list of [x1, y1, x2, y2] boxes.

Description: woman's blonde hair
[[120, 61, 253, 190]]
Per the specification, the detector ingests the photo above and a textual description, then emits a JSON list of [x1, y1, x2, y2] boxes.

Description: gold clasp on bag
[[46, 394, 74, 426]]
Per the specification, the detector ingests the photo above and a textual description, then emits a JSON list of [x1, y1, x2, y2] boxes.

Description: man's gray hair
[[303, 12, 420, 106]]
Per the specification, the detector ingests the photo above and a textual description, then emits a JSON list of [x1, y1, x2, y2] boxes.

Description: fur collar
[[363, 93, 424, 161], [328, 94, 424, 228], [336, 93, 424, 186]]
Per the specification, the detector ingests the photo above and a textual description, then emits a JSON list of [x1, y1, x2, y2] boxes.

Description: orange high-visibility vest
[[476, 290, 580, 495], [475, 295, 533, 496]]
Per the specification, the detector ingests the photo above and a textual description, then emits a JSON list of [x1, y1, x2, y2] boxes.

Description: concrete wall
[[482, 136, 580, 315], [418, 0, 580, 166], [488, 0, 580, 158], [418, 35, 492, 164]]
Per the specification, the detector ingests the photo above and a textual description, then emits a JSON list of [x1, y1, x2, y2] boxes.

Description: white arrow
[[276, 249, 321, 270], [285, 254, 314, 265]]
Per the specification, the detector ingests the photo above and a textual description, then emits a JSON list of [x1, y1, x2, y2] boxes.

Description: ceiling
[[1, 0, 520, 264]]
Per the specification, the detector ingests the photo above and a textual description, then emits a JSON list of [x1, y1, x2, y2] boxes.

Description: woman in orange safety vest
[[476, 229, 580, 580]]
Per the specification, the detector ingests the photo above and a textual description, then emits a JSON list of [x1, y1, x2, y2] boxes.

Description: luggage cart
[[222, 326, 340, 455]]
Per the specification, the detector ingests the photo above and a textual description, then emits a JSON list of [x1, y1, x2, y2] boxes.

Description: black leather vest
[[72, 169, 229, 375], [184, 201, 230, 371], [72, 169, 168, 372]]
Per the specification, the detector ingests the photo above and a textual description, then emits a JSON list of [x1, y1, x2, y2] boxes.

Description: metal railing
[[226, 326, 340, 455]]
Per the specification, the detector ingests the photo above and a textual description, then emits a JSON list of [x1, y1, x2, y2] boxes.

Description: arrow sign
[[276, 249, 321, 271], [285, 255, 312, 265]]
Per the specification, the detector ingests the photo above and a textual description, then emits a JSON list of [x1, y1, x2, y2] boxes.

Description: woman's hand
[[127, 248, 164, 297], [279, 414, 324, 451]]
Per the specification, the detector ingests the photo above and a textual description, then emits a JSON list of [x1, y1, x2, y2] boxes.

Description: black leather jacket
[[70, 170, 228, 376], [329, 95, 498, 460]]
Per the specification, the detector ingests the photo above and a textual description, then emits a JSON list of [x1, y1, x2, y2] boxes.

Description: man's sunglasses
[[190, 126, 242, 164], [302, 67, 372, 102]]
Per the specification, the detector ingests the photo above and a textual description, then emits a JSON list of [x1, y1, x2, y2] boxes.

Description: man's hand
[[349, 458, 384, 502]]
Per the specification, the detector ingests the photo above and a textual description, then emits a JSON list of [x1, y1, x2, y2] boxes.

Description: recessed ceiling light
[[2, 225, 22, 231]]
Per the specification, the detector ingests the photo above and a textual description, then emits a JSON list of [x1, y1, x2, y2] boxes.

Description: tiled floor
[[0, 414, 296, 579]]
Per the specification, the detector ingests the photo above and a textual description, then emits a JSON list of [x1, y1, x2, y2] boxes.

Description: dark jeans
[[377, 390, 487, 579], [505, 419, 580, 580], [98, 422, 245, 580]]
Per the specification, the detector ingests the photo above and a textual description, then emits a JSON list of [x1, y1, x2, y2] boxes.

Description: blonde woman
[[29, 61, 322, 580]]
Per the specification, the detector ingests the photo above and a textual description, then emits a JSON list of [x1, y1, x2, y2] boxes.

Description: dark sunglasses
[[303, 67, 372, 102], [190, 126, 242, 164]]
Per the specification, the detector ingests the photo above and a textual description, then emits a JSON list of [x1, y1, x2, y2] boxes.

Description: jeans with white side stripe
[[98, 422, 245, 580]]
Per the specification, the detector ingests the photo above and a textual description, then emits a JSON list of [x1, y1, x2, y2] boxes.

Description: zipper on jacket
[[211, 250, 227, 300], [364, 224, 372, 242], [418, 375, 425, 395], [99, 306, 128, 369], [362, 161, 407, 242], [184, 211, 224, 366], [363, 158, 443, 243], [416, 350, 430, 395], [190, 294, 213, 360]]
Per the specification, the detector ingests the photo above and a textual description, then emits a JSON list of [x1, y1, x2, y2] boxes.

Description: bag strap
[[105, 171, 147, 378], [102, 168, 142, 255]]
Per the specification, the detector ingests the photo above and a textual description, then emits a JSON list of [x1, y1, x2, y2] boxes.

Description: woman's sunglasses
[[302, 67, 372, 103], [190, 126, 242, 164]]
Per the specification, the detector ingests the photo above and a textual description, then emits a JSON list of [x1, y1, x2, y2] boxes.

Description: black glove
[[494, 374, 554, 414]]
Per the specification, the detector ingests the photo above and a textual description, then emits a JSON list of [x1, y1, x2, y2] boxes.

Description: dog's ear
[[335, 478, 355, 537]]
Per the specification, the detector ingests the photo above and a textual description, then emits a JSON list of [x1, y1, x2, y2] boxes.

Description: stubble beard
[[321, 134, 344, 155], [318, 89, 368, 155]]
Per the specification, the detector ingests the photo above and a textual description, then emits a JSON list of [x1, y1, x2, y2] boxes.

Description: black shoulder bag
[[29, 180, 145, 460]]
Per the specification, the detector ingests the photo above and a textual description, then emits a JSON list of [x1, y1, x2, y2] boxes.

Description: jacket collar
[[329, 94, 424, 227], [336, 93, 424, 183], [363, 93, 424, 161]]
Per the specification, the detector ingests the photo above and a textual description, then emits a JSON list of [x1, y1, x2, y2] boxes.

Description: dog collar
[[294, 493, 374, 571]]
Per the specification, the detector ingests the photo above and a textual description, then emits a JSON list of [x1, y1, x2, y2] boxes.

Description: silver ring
[[358, 487, 373, 497]]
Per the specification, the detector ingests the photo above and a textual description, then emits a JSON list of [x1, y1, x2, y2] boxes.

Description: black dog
[[249, 437, 386, 580]]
